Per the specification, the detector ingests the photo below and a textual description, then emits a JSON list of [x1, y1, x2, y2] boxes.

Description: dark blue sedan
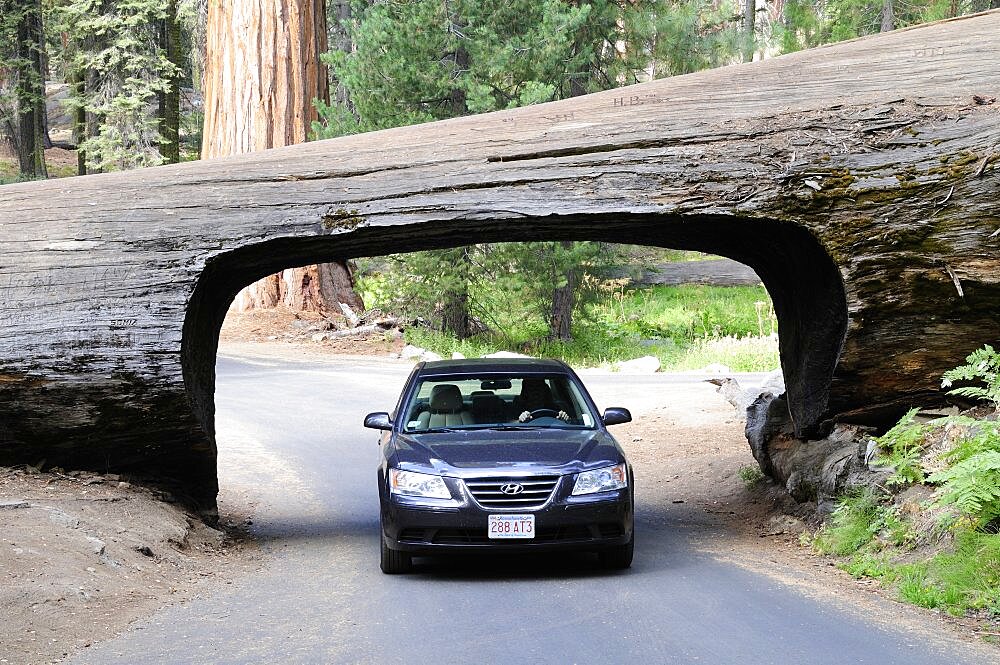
[[364, 358, 634, 574]]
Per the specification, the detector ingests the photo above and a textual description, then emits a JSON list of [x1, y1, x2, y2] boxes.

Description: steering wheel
[[527, 408, 560, 420]]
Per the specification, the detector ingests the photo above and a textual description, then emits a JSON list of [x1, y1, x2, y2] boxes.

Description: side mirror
[[602, 407, 632, 426], [364, 412, 393, 431]]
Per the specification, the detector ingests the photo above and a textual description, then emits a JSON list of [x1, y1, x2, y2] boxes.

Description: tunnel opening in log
[[181, 213, 848, 506]]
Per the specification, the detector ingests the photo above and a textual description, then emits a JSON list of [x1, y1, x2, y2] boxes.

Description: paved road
[[73, 356, 995, 665]]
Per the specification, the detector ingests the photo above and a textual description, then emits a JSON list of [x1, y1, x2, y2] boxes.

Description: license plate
[[488, 514, 535, 539]]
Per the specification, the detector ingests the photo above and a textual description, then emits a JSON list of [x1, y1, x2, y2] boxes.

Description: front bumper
[[381, 474, 633, 554]]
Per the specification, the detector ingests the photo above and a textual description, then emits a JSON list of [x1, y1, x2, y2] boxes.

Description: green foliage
[[774, 0, 990, 55], [840, 552, 898, 581], [588, 284, 776, 341], [361, 242, 617, 340], [930, 452, 1000, 529], [942, 344, 1000, 410], [643, 0, 742, 76], [314, 0, 746, 140], [812, 488, 904, 556], [362, 260, 780, 370], [738, 464, 765, 489], [873, 408, 929, 487], [897, 531, 1000, 615], [941, 419, 1000, 465], [52, 0, 180, 170]]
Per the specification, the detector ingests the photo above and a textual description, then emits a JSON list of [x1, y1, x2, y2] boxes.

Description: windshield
[[402, 374, 598, 433]]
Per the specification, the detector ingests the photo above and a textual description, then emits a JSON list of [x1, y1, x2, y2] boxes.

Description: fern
[[942, 420, 1000, 465], [874, 408, 929, 486], [941, 344, 1000, 409], [930, 451, 1000, 528]]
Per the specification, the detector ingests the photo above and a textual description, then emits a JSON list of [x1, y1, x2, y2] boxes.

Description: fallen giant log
[[1, 12, 998, 509]]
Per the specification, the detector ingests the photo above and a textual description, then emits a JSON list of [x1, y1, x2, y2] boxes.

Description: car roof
[[417, 358, 571, 377]]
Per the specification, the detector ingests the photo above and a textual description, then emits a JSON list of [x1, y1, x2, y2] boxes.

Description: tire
[[380, 534, 413, 574], [598, 534, 634, 570]]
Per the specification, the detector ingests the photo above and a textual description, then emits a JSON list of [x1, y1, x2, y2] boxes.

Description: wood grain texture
[[1, 11, 998, 508]]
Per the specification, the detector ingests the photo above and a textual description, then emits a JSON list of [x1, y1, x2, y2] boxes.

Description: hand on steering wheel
[[519, 409, 570, 422]]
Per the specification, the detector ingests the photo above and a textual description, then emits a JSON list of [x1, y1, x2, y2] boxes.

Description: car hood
[[391, 428, 624, 476]]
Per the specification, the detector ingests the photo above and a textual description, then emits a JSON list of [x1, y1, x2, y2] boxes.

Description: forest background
[[1, 0, 995, 370]]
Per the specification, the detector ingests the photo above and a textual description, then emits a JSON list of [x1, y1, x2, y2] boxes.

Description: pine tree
[[0, 0, 48, 178], [55, 0, 179, 171], [315, 0, 653, 339]]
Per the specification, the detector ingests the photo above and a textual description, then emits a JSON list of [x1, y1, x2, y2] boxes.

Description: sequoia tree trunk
[[202, 0, 361, 314]]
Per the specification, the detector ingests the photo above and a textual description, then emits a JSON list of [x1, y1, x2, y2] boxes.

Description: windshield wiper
[[481, 424, 545, 431], [410, 427, 459, 434]]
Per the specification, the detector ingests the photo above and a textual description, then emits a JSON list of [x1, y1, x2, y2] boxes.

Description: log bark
[[0, 12, 998, 509]]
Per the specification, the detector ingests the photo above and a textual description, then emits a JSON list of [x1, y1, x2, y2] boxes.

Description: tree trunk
[[880, 0, 894, 32], [549, 242, 577, 342], [441, 247, 472, 339], [744, 0, 757, 61], [72, 67, 86, 175], [202, 0, 330, 157], [203, 0, 361, 315], [158, 0, 181, 164], [328, 0, 354, 108], [14, 0, 46, 178]]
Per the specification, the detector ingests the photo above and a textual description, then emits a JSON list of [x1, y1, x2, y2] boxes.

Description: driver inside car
[[514, 378, 570, 423]]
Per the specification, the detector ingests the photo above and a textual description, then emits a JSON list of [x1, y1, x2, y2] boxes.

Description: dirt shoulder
[[0, 468, 263, 665]]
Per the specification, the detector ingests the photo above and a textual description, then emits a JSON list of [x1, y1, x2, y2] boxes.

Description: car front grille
[[463, 475, 561, 509], [397, 523, 624, 546], [431, 525, 592, 545]]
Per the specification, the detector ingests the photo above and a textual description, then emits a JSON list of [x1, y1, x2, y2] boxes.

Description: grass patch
[[899, 530, 1000, 615], [393, 283, 780, 371], [738, 464, 765, 489]]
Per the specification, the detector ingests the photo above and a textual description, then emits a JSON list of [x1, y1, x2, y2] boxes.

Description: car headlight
[[572, 463, 628, 495], [389, 469, 451, 499]]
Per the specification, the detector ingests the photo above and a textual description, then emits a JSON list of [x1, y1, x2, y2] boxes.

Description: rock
[[483, 351, 532, 359], [86, 537, 106, 556], [614, 356, 661, 373], [401, 344, 426, 360], [763, 514, 807, 536], [451, 352, 466, 360], [290, 319, 311, 329], [310, 332, 328, 342], [760, 368, 785, 395], [421, 351, 443, 362], [0, 499, 29, 510], [48, 509, 80, 529], [135, 545, 154, 558], [710, 377, 756, 415]]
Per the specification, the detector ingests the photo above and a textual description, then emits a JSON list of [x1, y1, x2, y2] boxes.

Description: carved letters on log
[[1, 12, 998, 508]]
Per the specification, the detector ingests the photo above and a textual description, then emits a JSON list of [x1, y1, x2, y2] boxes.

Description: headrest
[[519, 378, 552, 401], [430, 384, 463, 412]]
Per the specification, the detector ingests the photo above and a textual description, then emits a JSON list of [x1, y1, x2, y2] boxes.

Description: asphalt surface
[[72, 356, 996, 665]]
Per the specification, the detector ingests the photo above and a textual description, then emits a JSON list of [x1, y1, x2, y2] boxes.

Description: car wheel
[[380, 534, 413, 574], [598, 534, 634, 570]]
